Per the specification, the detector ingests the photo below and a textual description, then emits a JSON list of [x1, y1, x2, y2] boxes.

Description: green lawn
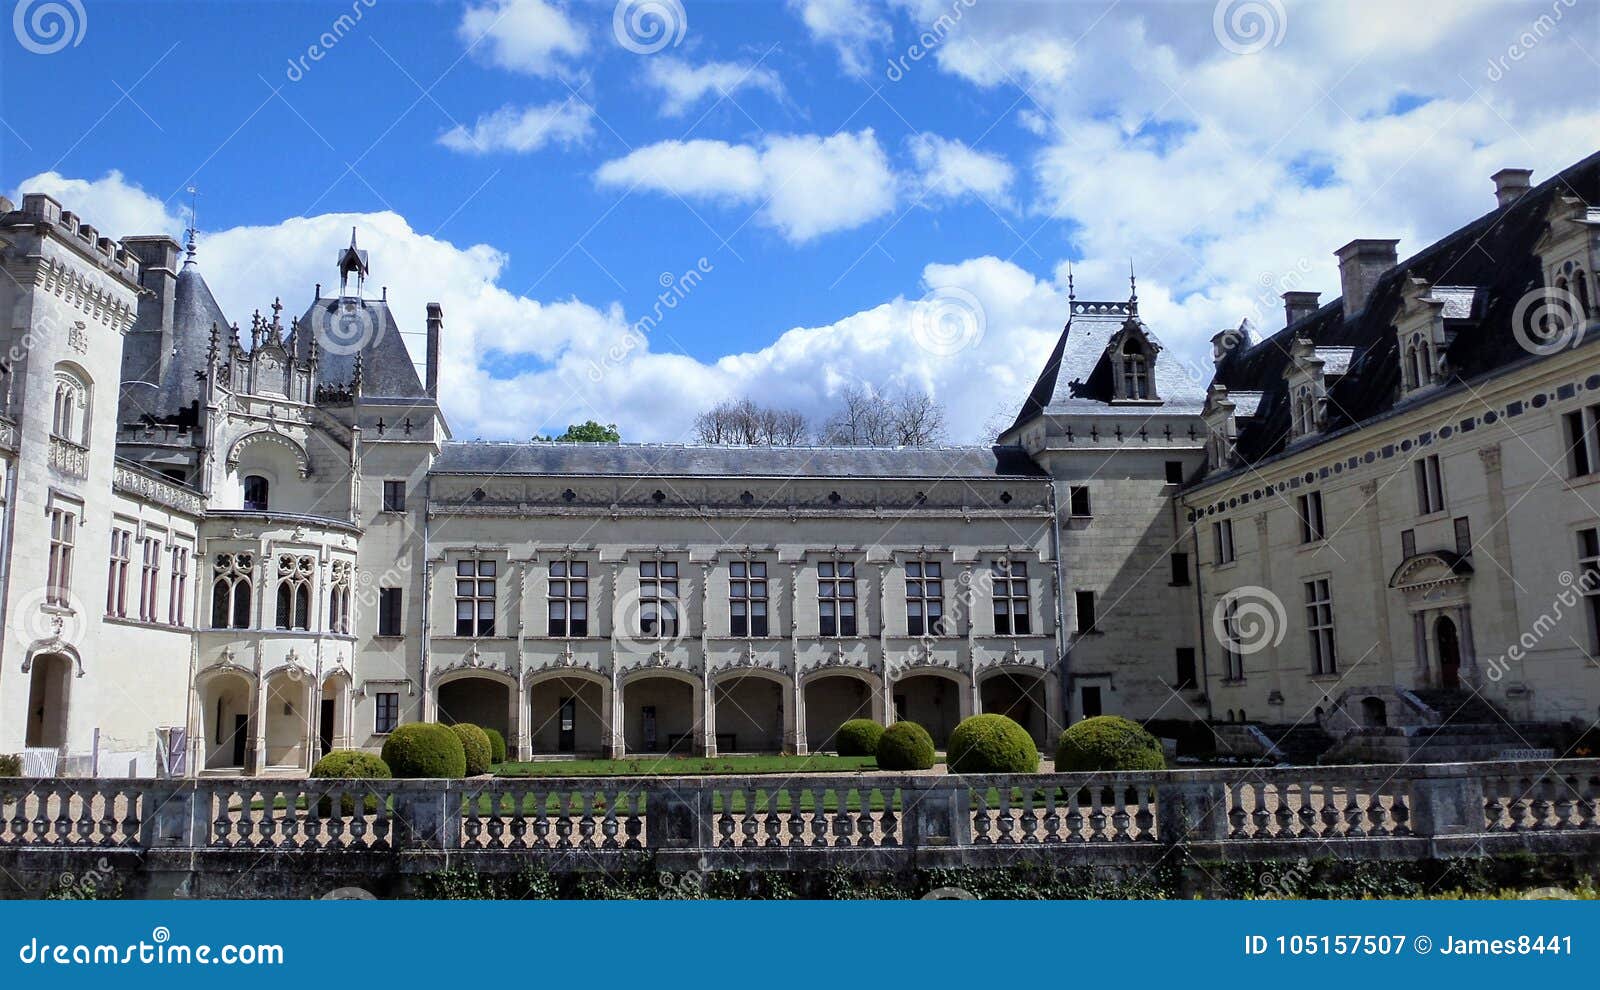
[[491, 754, 879, 778]]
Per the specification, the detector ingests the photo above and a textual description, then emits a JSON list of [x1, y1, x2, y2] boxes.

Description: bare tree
[[820, 384, 948, 447], [693, 398, 811, 445]]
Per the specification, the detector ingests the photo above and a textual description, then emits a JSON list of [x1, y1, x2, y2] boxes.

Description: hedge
[[876, 721, 936, 771], [450, 723, 494, 776], [310, 750, 391, 814], [0, 754, 19, 777], [835, 719, 885, 757], [1054, 716, 1167, 772], [381, 723, 467, 778], [484, 727, 509, 765], [946, 714, 1038, 774]]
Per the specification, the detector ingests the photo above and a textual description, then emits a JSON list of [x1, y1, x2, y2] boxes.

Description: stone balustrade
[[1, 760, 1596, 897]]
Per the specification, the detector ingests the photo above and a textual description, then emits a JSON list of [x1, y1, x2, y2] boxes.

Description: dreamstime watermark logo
[[612, 0, 686, 54], [312, 299, 381, 356], [1511, 285, 1587, 356], [658, 855, 711, 897], [1212, 0, 1286, 55], [1482, 568, 1600, 682], [10, 586, 89, 649], [909, 286, 985, 357], [1211, 586, 1287, 656], [612, 586, 689, 658], [285, 0, 378, 82], [12, 0, 87, 55], [1257, 857, 1310, 898], [885, 0, 977, 82], [1485, 0, 1579, 82], [584, 258, 712, 384], [1520, 886, 1577, 900], [53, 857, 115, 899]]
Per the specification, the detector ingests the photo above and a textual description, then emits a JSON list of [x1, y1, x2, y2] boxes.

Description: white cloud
[[786, 0, 892, 75], [9, 170, 181, 240], [458, 0, 588, 77], [908, 134, 1014, 206], [438, 100, 595, 154], [595, 130, 898, 242], [642, 57, 785, 117]]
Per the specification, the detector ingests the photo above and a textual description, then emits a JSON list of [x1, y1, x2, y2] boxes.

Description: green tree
[[539, 421, 621, 443]]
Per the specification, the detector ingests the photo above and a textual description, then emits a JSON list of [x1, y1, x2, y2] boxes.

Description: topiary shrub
[[484, 727, 508, 765], [835, 719, 885, 756], [310, 750, 391, 815], [1054, 716, 1167, 772], [0, 754, 20, 777], [946, 714, 1039, 774], [450, 723, 493, 776], [381, 723, 466, 778], [876, 721, 936, 771]]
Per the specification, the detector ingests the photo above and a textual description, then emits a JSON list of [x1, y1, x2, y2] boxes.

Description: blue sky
[[4, 0, 1598, 441]]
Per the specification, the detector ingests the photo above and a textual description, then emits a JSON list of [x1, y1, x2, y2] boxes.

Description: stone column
[[792, 675, 808, 755], [1041, 669, 1064, 744], [1457, 604, 1479, 684], [607, 676, 625, 759], [1359, 479, 1394, 678], [881, 671, 896, 726], [1412, 612, 1430, 687], [699, 680, 716, 757], [780, 676, 798, 754], [1477, 443, 1521, 652], [249, 681, 268, 774], [956, 673, 975, 721]]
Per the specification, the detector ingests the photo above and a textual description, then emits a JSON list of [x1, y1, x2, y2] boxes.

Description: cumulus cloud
[[786, 0, 892, 75], [458, 0, 588, 77], [437, 100, 595, 154], [642, 57, 785, 117], [908, 134, 1014, 206], [9, 170, 182, 239], [595, 130, 898, 242]]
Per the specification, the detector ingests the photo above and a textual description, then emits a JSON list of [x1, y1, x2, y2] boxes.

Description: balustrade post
[[1156, 776, 1229, 843], [1408, 769, 1486, 837], [645, 783, 714, 850], [393, 782, 460, 851], [139, 782, 202, 848], [901, 777, 971, 849]]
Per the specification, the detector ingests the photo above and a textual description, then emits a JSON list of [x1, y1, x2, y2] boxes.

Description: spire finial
[[1067, 261, 1076, 303], [1128, 259, 1138, 314], [350, 226, 358, 250], [183, 186, 199, 264]]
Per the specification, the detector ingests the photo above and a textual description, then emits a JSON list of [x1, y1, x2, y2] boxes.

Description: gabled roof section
[[294, 296, 428, 401]]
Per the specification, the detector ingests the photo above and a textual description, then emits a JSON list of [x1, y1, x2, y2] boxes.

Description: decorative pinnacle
[[1128, 259, 1139, 315], [271, 297, 283, 329], [1066, 261, 1075, 303], [183, 186, 199, 264]]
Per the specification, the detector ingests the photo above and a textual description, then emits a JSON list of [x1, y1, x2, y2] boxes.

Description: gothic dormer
[[1394, 275, 1463, 396], [1534, 193, 1599, 322], [1202, 383, 1237, 472], [1283, 336, 1326, 440]]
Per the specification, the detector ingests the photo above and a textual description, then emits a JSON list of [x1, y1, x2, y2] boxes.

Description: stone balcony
[[48, 435, 88, 479]]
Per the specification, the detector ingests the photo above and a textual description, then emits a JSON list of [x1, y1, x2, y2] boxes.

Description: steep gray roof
[[432, 442, 1047, 479], [294, 296, 427, 400], [160, 260, 229, 411]]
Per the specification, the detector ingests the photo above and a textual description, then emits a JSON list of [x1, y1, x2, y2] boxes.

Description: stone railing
[[1, 760, 1597, 897], [48, 435, 89, 479]]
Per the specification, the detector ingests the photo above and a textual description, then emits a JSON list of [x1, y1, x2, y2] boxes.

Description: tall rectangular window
[[139, 536, 162, 622], [547, 560, 589, 637], [1305, 578, 1338, 675], [818, 561, 857, 637], [1453, 516, 1473, 557], [1298, 491, 1326, 543], [638, 561, 679, 638], [1074, 590, 1097, 634], [382, 480, 407, 512], [1579, 528, 1600, 653], [729, 561, 769, 637], [47, 508, 75, 607], [1414, 454, 1445, 515], [454, 559, 497, 637], [106, 526, 131, 617], [1068, 485, 1092, 517], [378, 587, 403, 636], [905, 561, 945, 636], [1175, 647, 1197, 690], [1170, 552, 1191, 586], [168, 545, 189, 626], [375, 693, 400, 734], [1567, 408, 1598, 478], [1213, 519, 1235, 565], [990, 560, 1030, 635], [1220, 600, 1245, 680], [1400, 528, 1416, 559]]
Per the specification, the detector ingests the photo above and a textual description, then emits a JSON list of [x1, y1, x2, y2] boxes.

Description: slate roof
[[432, 442, 1048, 480], [1009, 300, 1209, 432], [1210, 148, 1600, 469], [294, 296, 428, 400], [121, 256, 230, 423]]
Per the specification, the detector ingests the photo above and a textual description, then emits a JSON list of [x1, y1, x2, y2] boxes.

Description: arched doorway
[[1435, 616, 1461, 690], [24, 653, 72, 749], [713, 672, 787, 753], [890, 672, 964, 747], [318, 674, 350, 757], [263, 671, 312, 770], [528, 673, 609, 756], [1360, 696, 1387, 728], [802, 672, 880, 752], [200, 671, 254, 770], [622, 674, 698, 754], [436, 675, 512, 740], [979, 670, 1051, 746]]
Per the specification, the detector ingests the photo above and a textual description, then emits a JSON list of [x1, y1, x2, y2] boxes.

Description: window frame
[[1304, 577, 1338, 676], [374, 692, 400, 735], [905, 560, 946, 637], [242, 474, 270, 512], [729, 560, 769, 637], [1213, 519, 1236, 565], [1074, 589, 1098, 635], [547, 560, 590, 638], [1067, 485, 1092, 518], [1579, 528, 1600, 654], [1566, 407, 1598, 478], [1297, 490, 1326, 544], [377, 587, 404, 637], [138, 534, 162, 623], [990, 560, 1031, 635], [1414, 454, 1445, 515], [637, 560, 680, 640], [382, 479, 408, 513], [454, 559, 498, 637], [106, 526, 132, 617], [818, 560, 858, 637], [47, 506, 76, 607], [168, 544, 190, 626]]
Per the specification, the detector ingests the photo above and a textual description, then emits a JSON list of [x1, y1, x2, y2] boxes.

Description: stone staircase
[[1324, 690, 1560, 764], [1259, 724, 1335, 764]]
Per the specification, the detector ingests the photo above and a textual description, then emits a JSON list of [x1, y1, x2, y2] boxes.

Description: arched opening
[[980, 671, 1049, 745], [201, 673, 253, 770], [318, 675, 349, 757], [623, 674, 696, 754], [1360, 696, 1388, 728], [243, 474, 270, 511], [436, 676, 512, 741], [1435, 615, 1462, 690], [263, 672, 312, 770], [24, 653, 72, 750], [529, 674, 607, 756], [210, 552, 254, 629], [50, 363, 91, 446], [803, 673, 878, 752], [713, 672, 785, 753], [274, 554, 313, 631], [891, 673, 962, 747]]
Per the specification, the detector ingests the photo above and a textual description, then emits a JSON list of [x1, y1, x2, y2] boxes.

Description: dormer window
[[1291, 386, 1319, 438], [1110, 325, 1161, 402]]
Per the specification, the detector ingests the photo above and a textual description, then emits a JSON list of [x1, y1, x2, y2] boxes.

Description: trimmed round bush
[[380, 723, 466, 778], [450, 723, 494, 776], [0, 754, 20, 777], [946, 714, 1039, 774], [876, 721, 936, 771], [484, 727, 508, 765], [835, 719, 885, 757], [1054, 716, 1166, 773], [310, 750, 391, 815]]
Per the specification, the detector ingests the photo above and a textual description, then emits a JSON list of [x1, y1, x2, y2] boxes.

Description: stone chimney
[[1282, 291, 1320, 328], [1491, 167, 1533, 208], [1334, 239, 1399, 316], [425, 303, 442, 398]]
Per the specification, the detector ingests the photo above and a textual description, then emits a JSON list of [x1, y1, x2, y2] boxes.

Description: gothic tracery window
[[328, 559, 353, 634], [211, 552, 254, 629], [275, 553, 314, 631]]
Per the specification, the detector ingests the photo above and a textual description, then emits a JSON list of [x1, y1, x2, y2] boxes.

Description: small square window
[[1068, 486, 1091, 517], [375, 693, 400, 734], [1164, 460, 1185, 484], [382, 480, 407, 512]]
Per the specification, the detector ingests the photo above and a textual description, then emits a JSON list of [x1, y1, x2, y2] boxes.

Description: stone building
[[0, 148, 1595, 775]]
